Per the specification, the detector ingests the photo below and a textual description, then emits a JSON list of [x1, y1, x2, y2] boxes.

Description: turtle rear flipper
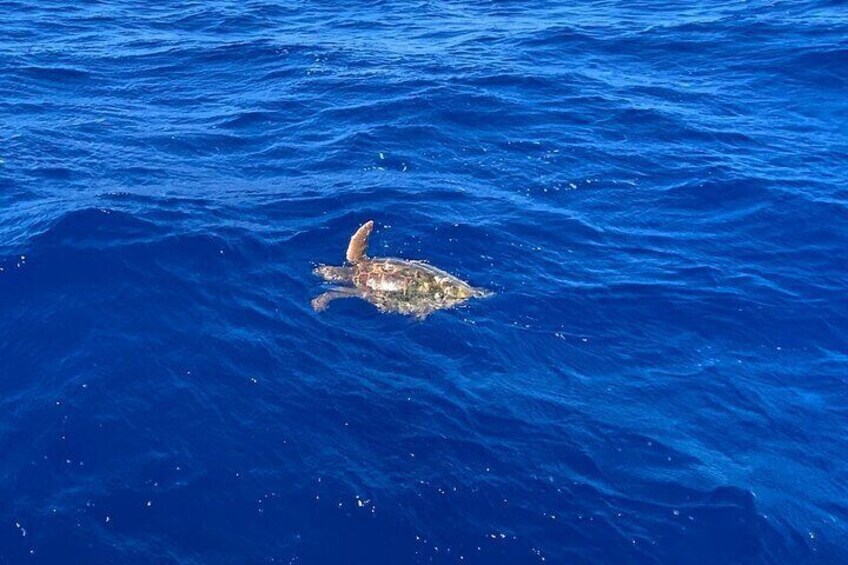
[[312, 287, 362, 312]]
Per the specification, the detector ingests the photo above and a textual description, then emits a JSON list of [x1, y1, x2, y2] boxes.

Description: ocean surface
[[1, 1, 847, 563]]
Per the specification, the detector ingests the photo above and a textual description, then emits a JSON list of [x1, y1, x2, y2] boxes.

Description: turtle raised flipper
[[346, 220, 373, 263], [311, 287, 361, 312]]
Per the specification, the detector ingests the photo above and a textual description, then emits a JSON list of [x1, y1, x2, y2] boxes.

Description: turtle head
[[448, 283, 493, 301], [470, 287, 494, 299]]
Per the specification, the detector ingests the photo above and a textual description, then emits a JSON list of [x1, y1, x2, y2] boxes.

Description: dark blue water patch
[[789, 47, 848, 89], [14, 65, 94, 83]]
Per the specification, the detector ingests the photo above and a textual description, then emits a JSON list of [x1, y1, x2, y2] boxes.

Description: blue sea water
[[1, 0, 847, 563]]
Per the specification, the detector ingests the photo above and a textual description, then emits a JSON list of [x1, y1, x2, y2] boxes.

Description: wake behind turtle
[[312, 220, 491, 319]]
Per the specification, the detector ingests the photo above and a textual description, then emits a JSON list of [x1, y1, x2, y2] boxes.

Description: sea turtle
[[312, 220, 491, 319]]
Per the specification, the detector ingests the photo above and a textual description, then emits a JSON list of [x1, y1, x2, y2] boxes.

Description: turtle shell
[[353, 258, 476, 310]]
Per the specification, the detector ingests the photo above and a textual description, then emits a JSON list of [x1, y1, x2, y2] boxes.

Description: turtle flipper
[[346, 220, 374, 264], [311, 288, 361, 312], [409, 306, 434, 321]]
